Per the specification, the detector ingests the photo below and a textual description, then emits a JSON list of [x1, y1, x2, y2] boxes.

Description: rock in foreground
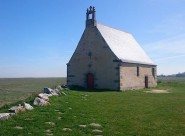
[[33, 97, 49, 106], [0, 113, 10, 120], [9, 105, 25, 113], [44, 88, 60, 96], [23, 102, 34, 110]]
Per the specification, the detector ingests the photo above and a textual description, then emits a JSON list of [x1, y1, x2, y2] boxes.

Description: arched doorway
[[86, 73, 94, 89]]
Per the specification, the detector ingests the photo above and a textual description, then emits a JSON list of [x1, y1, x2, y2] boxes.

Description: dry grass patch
[[145, 90, 169, 93]]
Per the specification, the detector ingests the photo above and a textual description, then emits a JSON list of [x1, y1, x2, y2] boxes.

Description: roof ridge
[[97, 22, 130, 34], [96, 22, 155, 65]]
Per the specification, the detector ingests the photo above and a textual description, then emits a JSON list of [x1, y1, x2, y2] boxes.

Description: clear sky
[[0, 0, 185, 77]]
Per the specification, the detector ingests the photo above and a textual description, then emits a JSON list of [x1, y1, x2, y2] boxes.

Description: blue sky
[[0, 0, 185, 77]]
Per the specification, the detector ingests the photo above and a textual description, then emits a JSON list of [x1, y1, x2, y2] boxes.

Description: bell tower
[[86, 6, 97, 27]]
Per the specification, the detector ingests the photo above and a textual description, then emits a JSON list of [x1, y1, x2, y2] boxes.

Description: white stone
[[15, 126, 23, 129], [44, 87, 62, 96], [23, 102, 33, 110], [92, 129, 103, 133], [9, 105, 25, 113], [0, 113, 10, 120], [89, 123, 102, 128], [58, 117, 62, 120], [63, 128, 72, 132], [45, 122, 55, 126], [45, 129, 51, 133], [43, 88, 57, 95], [79, 125, 87, 128], [33, 97, 49, 106], [54, 89, 61, 96], [58, 112, 64, 115], [38, 93, 50, 101], [56, 85, 63, 90], [61, 85, 68, 89]]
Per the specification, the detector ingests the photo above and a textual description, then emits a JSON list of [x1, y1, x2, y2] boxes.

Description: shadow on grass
[[69, 85, 119, 92]]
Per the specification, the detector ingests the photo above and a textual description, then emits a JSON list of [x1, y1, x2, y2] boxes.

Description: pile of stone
[[0, 103, 33, 121], [0, 85, 68, 121], [33, 86, 67, 106]]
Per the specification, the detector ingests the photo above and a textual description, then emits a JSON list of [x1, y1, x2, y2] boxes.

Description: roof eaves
[[121, 59, 157, 66]]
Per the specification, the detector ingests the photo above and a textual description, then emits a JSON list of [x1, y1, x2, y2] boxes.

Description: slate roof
[[97, 23, 155, 65]]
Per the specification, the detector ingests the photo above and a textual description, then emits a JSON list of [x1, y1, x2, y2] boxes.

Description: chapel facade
[[67, 6, 157, 90]]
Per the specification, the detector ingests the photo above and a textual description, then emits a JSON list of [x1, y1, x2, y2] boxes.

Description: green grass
[[0, 77, 185, 135], [0, 78, 66, 107]]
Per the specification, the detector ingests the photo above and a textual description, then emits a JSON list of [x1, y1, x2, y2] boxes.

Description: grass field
[[0, 77, 185, 135], [0, 78, 66, 107]]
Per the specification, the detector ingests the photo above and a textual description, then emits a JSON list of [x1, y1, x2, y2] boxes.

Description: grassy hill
[[0, 78, 66, 107], [0, 77, 185, 135]]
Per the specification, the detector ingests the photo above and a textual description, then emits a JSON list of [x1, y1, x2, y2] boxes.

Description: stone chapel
[[67, 6, 157, 90]]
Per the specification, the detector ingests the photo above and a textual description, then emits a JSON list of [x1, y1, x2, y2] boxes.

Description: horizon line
[[0, 77, 66, 79]]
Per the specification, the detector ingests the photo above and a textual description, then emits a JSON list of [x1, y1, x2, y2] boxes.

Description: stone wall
[[67, 23, 157, 91], [67, 26, 119, 90], [120, 63, 157, 90]]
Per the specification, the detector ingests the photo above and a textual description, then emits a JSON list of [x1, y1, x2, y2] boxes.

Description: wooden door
[[145, 76, 148, 88], [87, 73, 94, 89]]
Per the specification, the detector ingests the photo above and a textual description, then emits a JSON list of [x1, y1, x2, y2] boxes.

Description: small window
[[89, 14, 93, 19], [88, 52, 92, 57], [152, 68, 155, 78], [137, 66, 139, 76]]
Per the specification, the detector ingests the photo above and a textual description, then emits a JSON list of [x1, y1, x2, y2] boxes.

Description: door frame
[[86, 73, 94, 89], [145, 76, 149, 88]]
